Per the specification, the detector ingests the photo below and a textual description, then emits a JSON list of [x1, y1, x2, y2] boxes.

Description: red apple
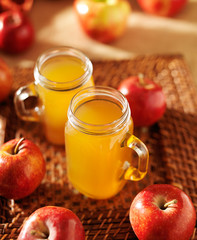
[[0, 10, 34, 54], [0, 0, 34, 13], [118, 74, 166, 126], [0, 138, 46, 200], [130, 184, 196, 240], [0, 58, 13, 102], [137, 0, 188, 17], [74, 0, 131, 43], [17, 206, 85, 240]]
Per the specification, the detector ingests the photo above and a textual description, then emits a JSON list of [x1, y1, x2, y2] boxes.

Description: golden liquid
[[37, 55, 94, 145], [75, 99, 123, 124], [65, 99, 133, 199], [41, 56, 85, 83]]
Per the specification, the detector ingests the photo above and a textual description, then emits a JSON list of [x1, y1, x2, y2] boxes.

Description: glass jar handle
[[121, 132, 149, 181], [14, 83, 42, 122]]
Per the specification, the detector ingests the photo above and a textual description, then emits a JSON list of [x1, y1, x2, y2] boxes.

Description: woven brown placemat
[[0, 55, 197, 239]]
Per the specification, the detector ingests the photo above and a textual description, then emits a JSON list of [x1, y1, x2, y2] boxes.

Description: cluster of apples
[[74, 0, 188, 43], [0, 1, 194, 239], [0, 0, 34, 54], [0, 137, 196, 239], [16, 185, 196, 240], [0, 60, 194, 240], [0, 137, 85, 239]]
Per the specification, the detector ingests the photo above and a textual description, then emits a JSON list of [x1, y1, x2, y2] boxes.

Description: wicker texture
[[0, 55, 197, 239]]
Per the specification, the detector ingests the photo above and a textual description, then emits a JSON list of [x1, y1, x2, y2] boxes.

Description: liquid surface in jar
[[40, 55, 85, 83], [74, 99, 123, 125]]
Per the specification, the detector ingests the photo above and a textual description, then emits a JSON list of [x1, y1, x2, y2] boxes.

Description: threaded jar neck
[[34, 46, 93, 91], [68, 86, 131, 135]]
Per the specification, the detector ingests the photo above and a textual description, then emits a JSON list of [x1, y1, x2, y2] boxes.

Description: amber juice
[[65, 91, 133, 199], [35, 50, 94, 145]]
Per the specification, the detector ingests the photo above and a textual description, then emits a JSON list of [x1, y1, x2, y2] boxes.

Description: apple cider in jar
[[65, 86, 149, 199], [35, 50, 94, 145], [14, 47, 94, 145]]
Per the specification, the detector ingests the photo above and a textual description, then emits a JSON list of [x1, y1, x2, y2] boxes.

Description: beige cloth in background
[[1, 0, 197, 87]]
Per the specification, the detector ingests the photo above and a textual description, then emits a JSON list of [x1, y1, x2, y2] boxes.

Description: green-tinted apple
[[74, 0, 131, 43]]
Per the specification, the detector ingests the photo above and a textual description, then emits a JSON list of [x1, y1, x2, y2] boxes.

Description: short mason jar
[[65, 86, 149, 199], [14, 46, 94, 145]]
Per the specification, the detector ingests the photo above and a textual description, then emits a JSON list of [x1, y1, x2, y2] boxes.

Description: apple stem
[[163, 199, 177, 209], [31, 229, 48, 238], [138, 73, 145, 85], [14, 137, 25, 154], [138, 73, 155, 89]]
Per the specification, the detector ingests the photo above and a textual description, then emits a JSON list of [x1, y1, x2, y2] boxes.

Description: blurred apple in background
[[17, 206, 85, 240], [0, 138, 46, 200], [0, 58, 13, 102], [74, 0, 131, 43], [137, 0, 188, 17], [0, 0, 34, 13], [0, 10, 34, 54]]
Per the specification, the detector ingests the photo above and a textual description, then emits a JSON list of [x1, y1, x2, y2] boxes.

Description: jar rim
[[34, 46, 93, 91], [68, 86, 131, 135]]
